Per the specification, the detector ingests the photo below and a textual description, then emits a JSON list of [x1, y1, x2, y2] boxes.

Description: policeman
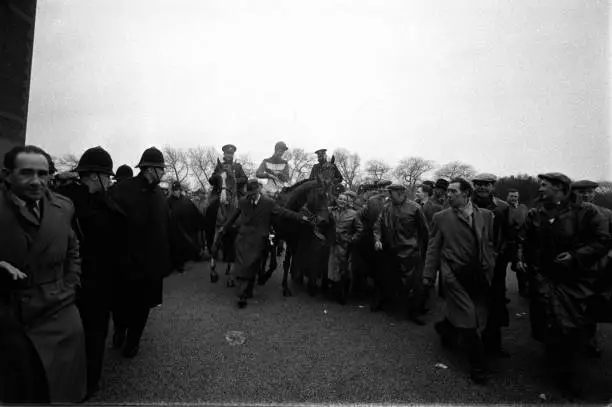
[[55, 146, 126, 398], [113, 164, 133, 184], [110, 147, 173, 358]]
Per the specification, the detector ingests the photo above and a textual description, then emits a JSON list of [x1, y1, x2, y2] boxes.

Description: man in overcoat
[[515, 173, 610, 398], [373, 184, 430, 325], [110, 147, 173, 358], [471, 173, 511, 357], [0, 145, 87, 402], [55, 146, 126, 398], [213, 179, 311, 308], [506, 189, 529, 297], [423, 178, 497, 384]]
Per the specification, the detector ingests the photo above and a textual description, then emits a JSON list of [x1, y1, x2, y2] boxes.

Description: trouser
[[236, 277, 255, 300], [483, 257, 510, 349], [375, 254, 424, 315], [112, 306, 151, 350], [76, 291, 110, 393], [436, 319, 486, 372], [545, 330, 581, 382]]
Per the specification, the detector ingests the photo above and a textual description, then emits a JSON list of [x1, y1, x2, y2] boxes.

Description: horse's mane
[[282, 178, 313, 194]]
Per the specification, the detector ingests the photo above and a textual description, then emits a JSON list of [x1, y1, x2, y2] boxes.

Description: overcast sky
[[27, 0, 610, 181]]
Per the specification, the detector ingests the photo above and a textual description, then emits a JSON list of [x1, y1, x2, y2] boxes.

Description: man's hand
[[514, 261, 527, 274], [374, 241, 383, 251], [300, 216, 312, 225], [0, 261, 27, 281]]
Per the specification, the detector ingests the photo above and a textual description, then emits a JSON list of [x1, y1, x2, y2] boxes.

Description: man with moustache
[[55, 146, 126, 398], [423, 178, 497, 384], [0, 145, 87, 402], [471, 173, 511, 358], [110, 147, 174, 358], [515, 173, 609, 398]]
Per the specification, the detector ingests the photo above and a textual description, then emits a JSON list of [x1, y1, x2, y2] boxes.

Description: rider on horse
[[209, 144, 248, 197], [255, 141, 291, 198], [309, 149, 343, 185]]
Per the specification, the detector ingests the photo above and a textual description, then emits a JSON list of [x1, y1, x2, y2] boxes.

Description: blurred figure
[[113, 164, 133, 184]]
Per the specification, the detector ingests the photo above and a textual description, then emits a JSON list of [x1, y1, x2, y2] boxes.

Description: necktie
[[27, 201, 40, 220]]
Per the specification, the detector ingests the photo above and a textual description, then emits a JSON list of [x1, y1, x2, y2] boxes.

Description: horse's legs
[[210, 258, 219, 283], [225, 263, 235, 287]]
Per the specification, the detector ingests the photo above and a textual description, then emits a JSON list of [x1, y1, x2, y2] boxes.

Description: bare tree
[[54, 153, 80, 173], [365, 159, 392, 181], [333, 148, 362, 189], [162, 146, 190, 185], [188, 146, 219, 190], [393, 157, 436, 190], [237, 153, 256, 178], [434, 161, 477, 180], [286, 148, 315, 183]]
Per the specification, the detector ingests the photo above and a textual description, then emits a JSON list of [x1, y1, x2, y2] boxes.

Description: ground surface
[[93, 259, 612, 405]]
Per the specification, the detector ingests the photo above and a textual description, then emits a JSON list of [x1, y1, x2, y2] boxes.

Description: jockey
[[209, 144, 248, 197], [256, 141, 291, 197], [309, 148, 343, 184]]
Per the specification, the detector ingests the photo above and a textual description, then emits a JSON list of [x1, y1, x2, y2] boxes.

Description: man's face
[[223, 152, 234, 162], [7, 153, 50, 201], [447, 182, 468, 208], [575, 188, 596, 204], [317, 152, 326, 163], [473, 181, 494, 198], [85, 173, 112, 192], [434, 187, 446, 197], [274, 148, 286, 159], [389, 189, 404, 204], [337, 194, 349, 209], [507, 192, 519, 205], [415, 187, 425, 201], [172, 189, 181, 198], [538, 179, 561, 202]]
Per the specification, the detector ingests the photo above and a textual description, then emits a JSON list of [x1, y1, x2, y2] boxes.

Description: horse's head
[[217, 158, 237, 205], [316, 155, 339, 202]]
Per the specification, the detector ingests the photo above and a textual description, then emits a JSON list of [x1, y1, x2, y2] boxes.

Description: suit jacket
[[421, 199, 443, 226], [0, 185, 81, 326]]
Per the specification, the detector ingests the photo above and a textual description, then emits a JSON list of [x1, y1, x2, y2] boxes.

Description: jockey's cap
[[275, 141, 288, 151]]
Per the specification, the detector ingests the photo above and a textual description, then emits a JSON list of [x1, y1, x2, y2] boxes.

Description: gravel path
[[92, 260, 612, 404]]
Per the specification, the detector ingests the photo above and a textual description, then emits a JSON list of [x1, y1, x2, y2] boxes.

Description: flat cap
[[222, 144, 237, 154], [314, 149, 327, 155], [421, 180, 435, 188], [435, 178, 449, 190], [538, 172, 572, 186], [472, 173, 498, 183], [275, 141, 288, 151], [387, 183, 407, 191], [571, 180, 599, 190]]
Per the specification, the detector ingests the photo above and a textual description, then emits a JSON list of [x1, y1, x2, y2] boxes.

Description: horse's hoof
[[210, 273, 219, 283]]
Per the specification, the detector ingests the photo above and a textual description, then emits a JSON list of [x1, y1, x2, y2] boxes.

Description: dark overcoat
[[423, 206, 497, 329], [519, 201, 610, 341], [0, 186, 87, 402], [219, 195, 303, 280], [110, 175, 173, 308]]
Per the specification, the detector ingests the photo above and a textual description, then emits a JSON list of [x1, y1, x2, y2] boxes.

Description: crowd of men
[[0, 141, 611, 403]]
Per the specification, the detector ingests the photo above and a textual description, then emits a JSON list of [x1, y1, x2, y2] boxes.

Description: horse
[[259, 157, 340, 297], [205, 158, 241, 287]]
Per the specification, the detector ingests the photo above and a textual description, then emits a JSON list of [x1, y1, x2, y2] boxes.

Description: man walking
[[110, 147, 173, 358], [55, 146, 126, 398], [213, 179, 311, 308], [423, 178, 497, 384], [373, 184, 430, 325], [0, 145, 87, 402]]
